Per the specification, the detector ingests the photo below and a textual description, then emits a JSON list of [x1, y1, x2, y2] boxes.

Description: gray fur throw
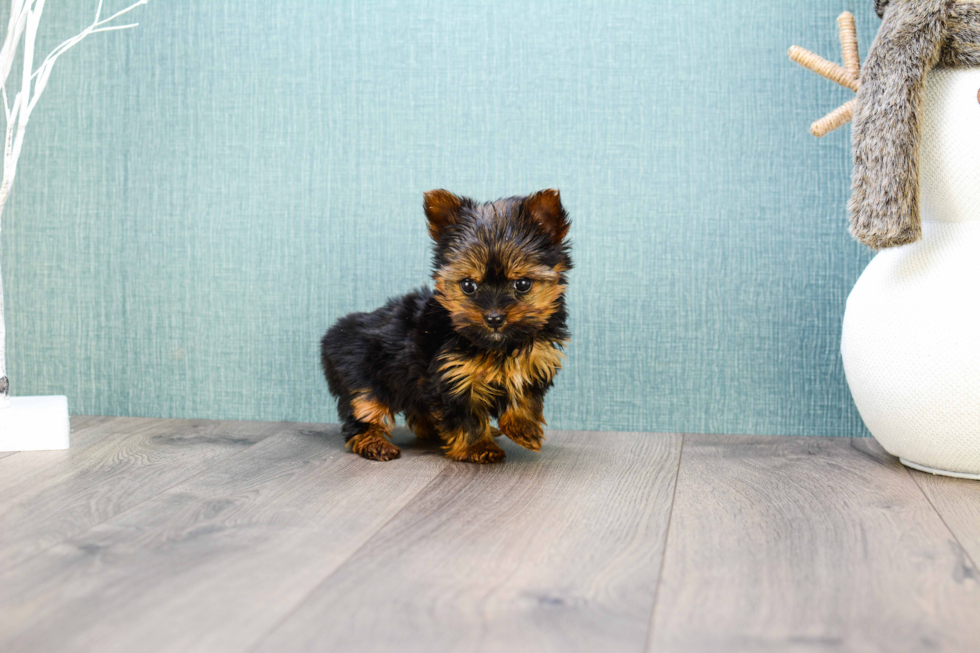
[[850, 0, 980, 248]]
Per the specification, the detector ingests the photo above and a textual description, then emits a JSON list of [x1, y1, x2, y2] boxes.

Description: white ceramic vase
[[842, 67, 980, 479]]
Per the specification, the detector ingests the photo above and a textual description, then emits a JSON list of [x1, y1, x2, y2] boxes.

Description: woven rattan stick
[[788, 46, 858, 92], [838, 12, 860, 79], [789, 12, 862, 137], [811, 98, 856, 137]]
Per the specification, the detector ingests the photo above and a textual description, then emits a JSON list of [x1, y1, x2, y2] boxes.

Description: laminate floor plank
[[0, 452, 16, 460], [7, 421, 973, 653], [909, 467, 980, 568], [0, 416, 284, 572], [0, 425, 450, 653], [68, 415, 113, 431], [252, 430, 683, 653], [647, 435, 980, 653]]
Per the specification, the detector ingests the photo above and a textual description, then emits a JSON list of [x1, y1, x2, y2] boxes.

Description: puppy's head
[[424, 189, 572, 350]]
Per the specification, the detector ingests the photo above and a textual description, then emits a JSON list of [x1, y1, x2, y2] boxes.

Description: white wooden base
[[0, 396, 70, 451]]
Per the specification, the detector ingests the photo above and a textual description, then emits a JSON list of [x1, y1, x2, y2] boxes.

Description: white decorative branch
[[0, 0, 149, 407]]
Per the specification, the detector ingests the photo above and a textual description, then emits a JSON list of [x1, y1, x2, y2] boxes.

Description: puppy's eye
[[514, 278, 533, 294], [460, 279, 478, 295]]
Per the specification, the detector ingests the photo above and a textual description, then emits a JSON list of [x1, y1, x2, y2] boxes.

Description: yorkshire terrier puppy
[[321, 189, 571, 463]]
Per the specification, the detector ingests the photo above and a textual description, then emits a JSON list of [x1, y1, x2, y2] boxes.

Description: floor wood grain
[[0, 416, 283, 572], [647, 435, 980, 653], [0, 425, 450, 653], [909, 468, 980, 570], [252, 430, 684, 653], [68, 415, 116, 431], [3, 418, 979, 653]]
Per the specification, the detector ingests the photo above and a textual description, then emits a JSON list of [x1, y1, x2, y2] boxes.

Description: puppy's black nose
[[484, 312, 505, 329]]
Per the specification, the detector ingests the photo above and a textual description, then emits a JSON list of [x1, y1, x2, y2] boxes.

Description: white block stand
[[0, 396, 70, 451]]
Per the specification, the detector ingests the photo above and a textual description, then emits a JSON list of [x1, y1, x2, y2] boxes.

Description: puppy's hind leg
[[343, 390, 400, 461], [406, 411, 441, 443]]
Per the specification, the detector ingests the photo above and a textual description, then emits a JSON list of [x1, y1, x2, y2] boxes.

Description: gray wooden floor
[[1, 417, 978, 653]]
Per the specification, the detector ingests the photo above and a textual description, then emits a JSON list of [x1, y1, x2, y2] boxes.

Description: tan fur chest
[[437, 343, 564, 409]]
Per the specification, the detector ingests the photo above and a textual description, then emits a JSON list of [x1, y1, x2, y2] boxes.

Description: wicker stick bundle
[[789, 12, 861, 137]]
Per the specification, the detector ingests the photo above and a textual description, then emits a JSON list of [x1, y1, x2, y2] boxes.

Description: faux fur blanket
[[850, 0, 980, 248]]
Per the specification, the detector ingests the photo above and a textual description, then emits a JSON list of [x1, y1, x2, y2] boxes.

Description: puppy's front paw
[[348, 432, 401, 461], [499, 417, 544, 452], [449, 439, 506, 464]]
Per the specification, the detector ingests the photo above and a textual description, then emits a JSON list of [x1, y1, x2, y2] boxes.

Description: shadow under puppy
[[321, 189, 571, 463]]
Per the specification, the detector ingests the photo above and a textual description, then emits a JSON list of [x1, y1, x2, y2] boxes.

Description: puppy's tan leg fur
[[348, 427, 400, 461], [443, 423, 505, 464], [498, 396, 545, 452], [348, 393, 399, 461], [407, 411, 441, 442]]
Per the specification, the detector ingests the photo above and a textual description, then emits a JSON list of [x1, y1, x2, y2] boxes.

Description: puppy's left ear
[[525, 189, 570, 244], [423, 189, 463, 241]]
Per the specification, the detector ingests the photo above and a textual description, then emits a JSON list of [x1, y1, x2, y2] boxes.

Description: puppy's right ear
[[423, 190, 462, 241]]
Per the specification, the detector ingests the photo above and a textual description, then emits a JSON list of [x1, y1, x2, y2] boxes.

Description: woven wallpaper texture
[[2, 0, 878, 436]]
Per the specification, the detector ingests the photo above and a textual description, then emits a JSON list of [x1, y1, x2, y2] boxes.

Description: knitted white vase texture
[[842, 67, 980, 477]]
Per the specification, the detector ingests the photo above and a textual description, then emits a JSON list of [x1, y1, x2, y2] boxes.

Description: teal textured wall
[[2, 1, 879, 436]]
